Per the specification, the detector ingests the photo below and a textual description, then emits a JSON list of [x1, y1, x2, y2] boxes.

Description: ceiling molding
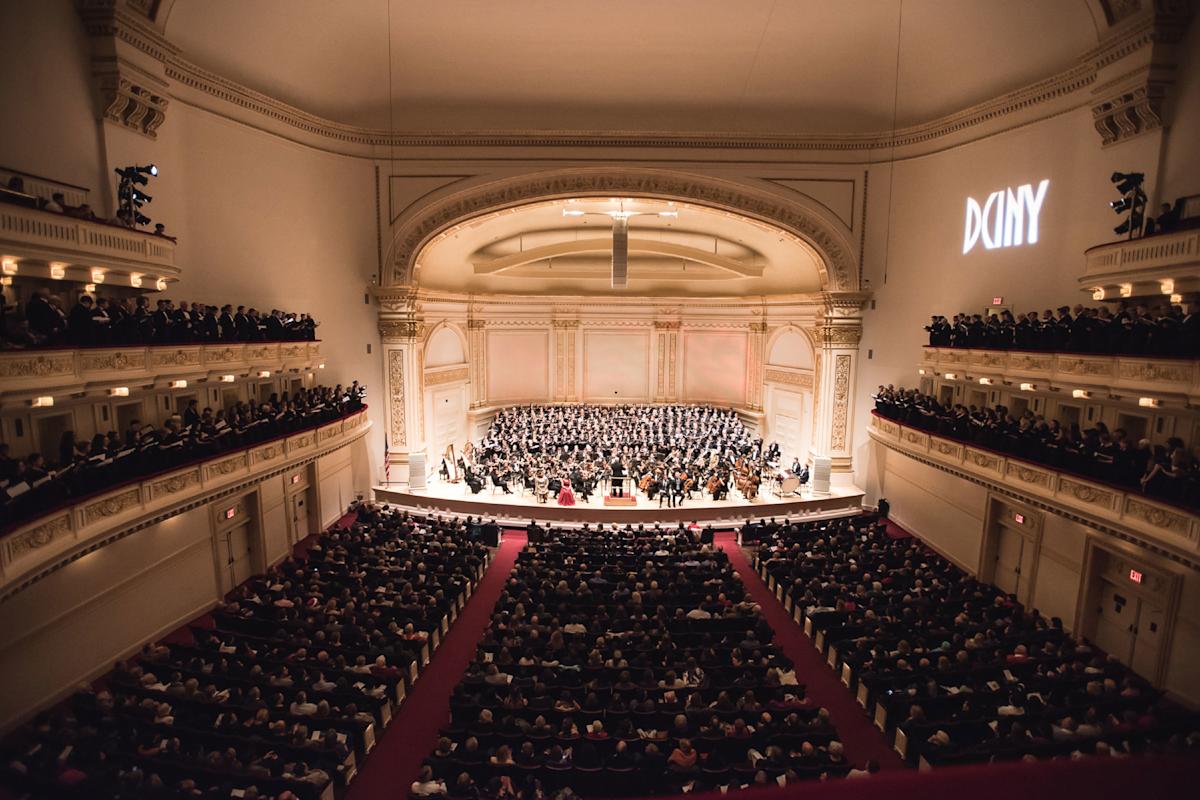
[[91, 3, 1189, 161], [472, 238, 763, 278]]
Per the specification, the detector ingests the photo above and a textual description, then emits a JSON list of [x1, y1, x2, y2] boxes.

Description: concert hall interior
[[1, 1, 1199, 799]]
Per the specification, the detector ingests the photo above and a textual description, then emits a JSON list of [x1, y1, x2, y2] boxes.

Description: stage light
[[1072, 389, 1090, 399], [1110, 171, 1146, 238]]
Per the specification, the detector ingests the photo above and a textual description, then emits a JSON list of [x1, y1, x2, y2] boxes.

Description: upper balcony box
[[0, 203, 179, 289], [1082, 224, 1200, 301]]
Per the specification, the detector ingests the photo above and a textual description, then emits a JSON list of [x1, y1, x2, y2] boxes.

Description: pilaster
[[809, 292, 868, 473], [375, 286, 425, 483]]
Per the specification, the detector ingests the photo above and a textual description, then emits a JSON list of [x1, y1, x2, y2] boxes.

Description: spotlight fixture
[[561, 200, 680, 288], [1110, 171, 1146, 239], [114, 164, 159, 228]]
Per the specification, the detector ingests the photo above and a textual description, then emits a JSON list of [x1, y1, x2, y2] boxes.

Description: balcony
[[919, 347, 1199, 404], [1081, 227, 1200, 299], [0, 341, 324, 407], [868, 412, 1200, 559], [0, 202, 179, 287], [0, 407, 370, 594]]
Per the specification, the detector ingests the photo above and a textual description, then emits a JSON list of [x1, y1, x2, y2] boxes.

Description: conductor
[[610, 457, 626, 497]]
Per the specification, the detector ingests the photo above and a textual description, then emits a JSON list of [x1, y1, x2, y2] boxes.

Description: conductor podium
[[603, 475, 637, 506]]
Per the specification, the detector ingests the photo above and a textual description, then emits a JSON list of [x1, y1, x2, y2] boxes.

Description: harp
[[443, 443, 460, 482]]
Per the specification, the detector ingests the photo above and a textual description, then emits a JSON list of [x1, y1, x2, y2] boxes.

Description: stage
[[371, 477, 865, 526]]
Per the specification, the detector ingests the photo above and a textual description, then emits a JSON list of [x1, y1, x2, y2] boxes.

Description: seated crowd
[[756, 513, 1200, 768], [2, 290, 319, 349], [873, 386, 1199, 509], [2, 174, 172, 236], [416, 525, 862, 800], [924, 301, 1199, 357], [0, 503, 491, 800], [0, 383, 364, 530]]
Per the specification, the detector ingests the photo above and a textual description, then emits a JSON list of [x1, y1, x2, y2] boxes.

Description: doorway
[[289, 489, 313, 545], [222, 523, 254, 588], [1092, 580, 1166, 677], [992, 525, 1037, 599]]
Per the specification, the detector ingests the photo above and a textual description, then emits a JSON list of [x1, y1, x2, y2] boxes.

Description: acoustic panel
[[485, 330, 549, 402], [682, 331, 747, 404], [583, 330, 650, 400]]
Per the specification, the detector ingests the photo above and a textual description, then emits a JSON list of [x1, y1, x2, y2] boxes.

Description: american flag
[[383, 435, 390, 485]]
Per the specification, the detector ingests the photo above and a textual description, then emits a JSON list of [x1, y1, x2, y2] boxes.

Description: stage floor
[[372, 478, 865, 526]]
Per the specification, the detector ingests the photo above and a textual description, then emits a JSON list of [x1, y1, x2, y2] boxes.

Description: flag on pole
[[383, 435, 391, 485]]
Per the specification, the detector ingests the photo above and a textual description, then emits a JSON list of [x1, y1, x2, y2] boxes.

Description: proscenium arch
[[387, 168, 859, 291]]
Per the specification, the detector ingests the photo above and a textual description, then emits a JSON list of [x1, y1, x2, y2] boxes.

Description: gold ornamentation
[[1125, 498, 1189, 534], [821, 325, 862, 346], [831, 354, 851, 450], [8, 514, 70, 560], [1006, 462, 1050, 488], [967, 450, 999, 470], [83, 488, 141, 525], [279, 344, 306, 359], [934, 441, 960, 456], [291, 434, 314, 450], [426, 367, 469, 386], [206, 346, 241, 363], [151, 349, 200, 367], [1057, 358, 1111, 376], [80, 350, 145, 372], [1060, 478, 1115, 507], [389, 350, 407, 447], [206, 454, 246, 479], [764, 369, 814, 388], [379, 318, 420, 340], [0, 354, 75, 378], [255, 444, 281, 462], [1117, 361, 1190, 383], [149, 469, 200, 500]]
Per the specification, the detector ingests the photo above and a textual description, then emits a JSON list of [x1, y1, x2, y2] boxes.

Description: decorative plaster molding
[[831, 354, 851, 451], [95, 72, 169, 139], [1092, 82, 1166, 146], [7, 514, 70, 561], [82, 487, 141, 525], [391, 169, 856, 292], [150, 348, 200, 368], [388, 350, 407, 448], [205, 454, 247, 480], [149, 468, 201, 501], [0, 354, 76, 379], [764, 369, 814, 389], [379, 318, 421, 341], [425, 367, 469, 387]]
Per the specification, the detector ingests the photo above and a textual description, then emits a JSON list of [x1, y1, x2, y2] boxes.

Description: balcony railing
[[0, 341, 323, 402], [0, 202, 179, 286], [1081, 227, 1200, 298], [920, 347, 1199, 402], [868, 411, 1199, 559], [0, 407, 370, 595]]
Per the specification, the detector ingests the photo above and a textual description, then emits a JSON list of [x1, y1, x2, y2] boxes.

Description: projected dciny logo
[[963, 179, 1049, 254]]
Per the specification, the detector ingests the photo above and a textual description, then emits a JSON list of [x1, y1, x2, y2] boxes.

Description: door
[[993, 527, 1025, 596], [224, 524, 253, 588], [290, 492, 311, 544], [1131, 600, 1165, 678], [1092, 580, 1135, 664]]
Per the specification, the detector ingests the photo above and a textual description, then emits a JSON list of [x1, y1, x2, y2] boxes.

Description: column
[[552, 319, 579, 401], [745, 321, 767, 411], [377, 287, 425, 485], [809, 292, 868, 475], [467, 318, 487, 409], [654, 320, 680, 402]]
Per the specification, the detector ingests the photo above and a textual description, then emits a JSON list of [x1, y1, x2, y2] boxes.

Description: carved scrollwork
[[150, 469, 200, 500], [83, 488, 141, 525], [831, 355, 852, 450], [0, 354, 75, 378], [1125, 498, 1189, 534], [8, 514, 71, 560]]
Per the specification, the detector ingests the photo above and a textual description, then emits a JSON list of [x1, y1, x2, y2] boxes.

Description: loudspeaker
[[408, 452, 427, 489], [811, 456, 831, 495]]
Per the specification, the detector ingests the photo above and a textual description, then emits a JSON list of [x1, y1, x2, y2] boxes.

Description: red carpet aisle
[[346, 530, 528, 799], [715, 532, 904, 771]]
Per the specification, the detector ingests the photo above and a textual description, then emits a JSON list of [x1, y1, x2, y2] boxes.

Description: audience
[[757, 513, 1200, 769], [924, 301, 1199, 357], [0, 502, 488, 800], [3, 289, 319, 349], [873, 386, 1199, 509], [421, 524, 860, 797], [0, 383, 364, 530]]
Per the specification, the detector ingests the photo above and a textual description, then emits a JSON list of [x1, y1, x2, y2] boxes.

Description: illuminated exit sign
[[963, 179, 1049, 254], [1129, 569, 1143, 584]]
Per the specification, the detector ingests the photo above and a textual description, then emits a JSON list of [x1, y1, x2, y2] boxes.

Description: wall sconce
[[220, 375, 236, 383], [49, 263, 66, 280], [1091, 287, 1105, 301], [155, 277, 168, 291], [1020, 382, 1036, 391], [1170, 293, 1182, 304], [1138, 397, 1160, 408], [129, 272, 143, 288], [1160, 279, 1175, 294], [84, 284, 96, 293], [944, 373, 957, 380], [1072, 389, 1090, 399], [1, 257, 16, 276], [917, 368, 927, 376], [31, 396, 54, 407], [170, 379, 188, 389], [317, 363, 326, 369], [257, 370, 271, 378], [0, 276, 11, 287], [1119, 283, 1133, 298], [109, 387, 130, 397], [91, 268, 106, 284], [978, 377, 993, 385]]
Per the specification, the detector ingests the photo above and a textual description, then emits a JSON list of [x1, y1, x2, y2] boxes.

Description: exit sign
[[224, 507, 237, 520], [1129, 569, 1143, 584], [992, 296, 1004, 305], [1013, 513, 1024, 524]]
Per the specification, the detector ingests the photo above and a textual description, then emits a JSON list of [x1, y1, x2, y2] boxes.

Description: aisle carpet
[[716, 532, 904, 771], [346, 530, 527, 799]]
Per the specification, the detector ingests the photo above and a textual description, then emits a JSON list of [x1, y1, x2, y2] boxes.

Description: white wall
[[582, 330, 651, 401], [683, 331, 748, 405], [487, 330, 550, 401]]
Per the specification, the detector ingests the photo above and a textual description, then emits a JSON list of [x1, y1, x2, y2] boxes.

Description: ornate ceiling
[[163, 0, 1101, 134]]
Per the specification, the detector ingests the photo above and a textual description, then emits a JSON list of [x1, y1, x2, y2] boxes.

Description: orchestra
[[452, 403, 809, 505]]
